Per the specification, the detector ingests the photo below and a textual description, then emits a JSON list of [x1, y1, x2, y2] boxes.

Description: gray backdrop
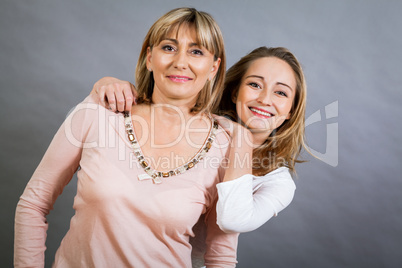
[[1, 0, 401, 267]]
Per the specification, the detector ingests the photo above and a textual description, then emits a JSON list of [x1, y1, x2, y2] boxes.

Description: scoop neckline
[[123, 111, 219, 184]]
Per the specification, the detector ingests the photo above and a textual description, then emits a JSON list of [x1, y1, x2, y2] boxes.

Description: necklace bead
[[124, 112, 218, 184]]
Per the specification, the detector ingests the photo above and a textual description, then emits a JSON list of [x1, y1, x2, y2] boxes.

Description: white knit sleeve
[[216, 167, 296, 233]]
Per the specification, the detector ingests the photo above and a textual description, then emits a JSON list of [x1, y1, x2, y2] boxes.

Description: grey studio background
[[1, 0, 401, 267]]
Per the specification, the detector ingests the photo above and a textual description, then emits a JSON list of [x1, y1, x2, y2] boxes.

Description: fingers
[[92, 77, 118, 111], [115, 81, 137, 112], [106, 82, 135, 112], [105, 87, 118, 112], [114, 88, 126, 112], [92, 77, 136, 113], [114, 83, 138, 112], [123, 85, 134, 112], [92, 80, 107, 108]]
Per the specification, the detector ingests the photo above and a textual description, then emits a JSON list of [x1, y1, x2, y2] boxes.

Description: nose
[[257, 89, 272, 105], [173, 50, 188, 70]]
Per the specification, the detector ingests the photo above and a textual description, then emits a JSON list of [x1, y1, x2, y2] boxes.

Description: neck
[[132, 102, 204, 129], [151, 103, 192, 126], [151, 93, 198, 118], [251, 131, 271, 147]]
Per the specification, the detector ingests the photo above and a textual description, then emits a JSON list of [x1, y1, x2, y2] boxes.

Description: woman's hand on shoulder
[[91, 77, 137, 112]]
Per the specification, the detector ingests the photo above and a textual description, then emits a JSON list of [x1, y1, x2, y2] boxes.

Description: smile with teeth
[[250, 107, 273, 117], [168, 76, 192, 82]]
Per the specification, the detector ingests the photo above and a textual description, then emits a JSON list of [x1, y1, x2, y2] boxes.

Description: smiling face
[[146, 24, 220, 106], [235, 57, 296, 135]]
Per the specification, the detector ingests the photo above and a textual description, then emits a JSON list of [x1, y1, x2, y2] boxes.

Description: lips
[[167, 75, 193, 83], [249, 107, 274, 118]]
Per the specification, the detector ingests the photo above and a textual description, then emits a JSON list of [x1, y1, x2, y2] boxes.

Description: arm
[[204, 199, 239, 268], [91, 76, 136, 112], [216, 167, 296, 233], [14, 96, 97, 267], [200, 126, 239, 268], [213, 115, 253, 182]]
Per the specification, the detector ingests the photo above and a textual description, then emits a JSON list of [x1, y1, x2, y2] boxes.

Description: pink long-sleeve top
[[14, 95, 238, 268]]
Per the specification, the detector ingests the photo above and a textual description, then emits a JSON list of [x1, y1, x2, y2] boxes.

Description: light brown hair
[[135, 7, 226, 114], [218, 46, 308, 175]]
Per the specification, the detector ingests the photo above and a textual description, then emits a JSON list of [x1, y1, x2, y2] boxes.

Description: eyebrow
[[277, 82, 293, 91], [163, 38, 199, 47], [245, 75, 293, 91]]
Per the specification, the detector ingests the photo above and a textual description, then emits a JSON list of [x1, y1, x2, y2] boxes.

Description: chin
[[248, 119, 270, 129], [248, 123, 271, 132]]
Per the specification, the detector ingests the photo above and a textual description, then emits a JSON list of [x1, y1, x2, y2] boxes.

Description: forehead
[[245, 57, 296, 85], [164, 24, 198, 42], [153, 22, 216, 54]]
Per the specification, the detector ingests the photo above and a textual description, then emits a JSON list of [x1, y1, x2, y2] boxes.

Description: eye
[[248, 82, 262, 89], [191, 49, 204, 56], [162, 45, 176, 52], [275, 91, 288, 97]]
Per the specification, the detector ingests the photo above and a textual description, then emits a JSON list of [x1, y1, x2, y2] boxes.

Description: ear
[[231, 90, 238, 104], [146, 47, 152, 70], [208, 57, 221, 81], [286, 112, 291, 120]]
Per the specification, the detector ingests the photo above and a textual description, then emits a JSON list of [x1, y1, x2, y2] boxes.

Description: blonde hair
[[135, 7, 226, 114], [218, 46, 308, 175]]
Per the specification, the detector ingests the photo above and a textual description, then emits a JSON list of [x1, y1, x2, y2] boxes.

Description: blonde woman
[[92, 46, 308, 234], [14, 8, 240, 267]]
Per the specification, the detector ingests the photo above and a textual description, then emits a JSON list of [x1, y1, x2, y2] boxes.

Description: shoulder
[[74, 94, 104, 113], [210, 118, 231, 148], [67, 94, 122, 123], [64, 94, 124, 140], [214, 126, 230, 143]]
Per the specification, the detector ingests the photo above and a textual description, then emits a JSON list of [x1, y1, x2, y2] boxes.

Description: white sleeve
[[216, 167, 296, 233]]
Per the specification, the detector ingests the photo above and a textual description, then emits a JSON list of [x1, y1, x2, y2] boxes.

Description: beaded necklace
[[124, 111, 218, 184]]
